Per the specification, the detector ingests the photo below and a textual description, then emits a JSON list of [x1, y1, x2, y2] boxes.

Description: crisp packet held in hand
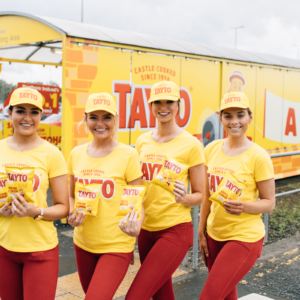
[[152, 155, 188, 194], [209, 172, 246, 207], [5, 166, 35, 204], [73, 182, 101, 217], [0, 174, 8, 208], [116, 185, 146, 219]]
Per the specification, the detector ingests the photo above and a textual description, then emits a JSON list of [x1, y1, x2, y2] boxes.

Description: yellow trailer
[[0, 12, 300, 179]]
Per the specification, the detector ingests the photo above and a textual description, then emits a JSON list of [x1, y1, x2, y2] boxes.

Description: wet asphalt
[[48, 189, 299, 300]]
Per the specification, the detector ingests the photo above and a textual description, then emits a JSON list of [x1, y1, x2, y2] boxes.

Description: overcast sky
[[1, 0, 300, 87]]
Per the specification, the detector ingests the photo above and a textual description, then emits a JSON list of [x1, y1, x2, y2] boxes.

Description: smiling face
[[86, 110, 115, 140], [151, 100, 179, 123], [220, 107, 252, 138], [8, 104, 42, 136]]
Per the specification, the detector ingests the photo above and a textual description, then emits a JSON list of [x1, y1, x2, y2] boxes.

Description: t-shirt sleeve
[[254, 151, 274, 182], [188, 139, 205, 167], [49, 149, 68, 179], [125, 148, 143, 183], [67, 150, 74, 175]]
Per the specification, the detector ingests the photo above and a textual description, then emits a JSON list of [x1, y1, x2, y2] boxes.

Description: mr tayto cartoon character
[[19, 189, 25, 198], [87, 205, 92, 214], [129, 202, 134, 211], [227, 70, 246, 93]]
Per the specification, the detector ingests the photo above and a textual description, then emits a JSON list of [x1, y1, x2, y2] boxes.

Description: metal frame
[[270, 151, 300, 158]]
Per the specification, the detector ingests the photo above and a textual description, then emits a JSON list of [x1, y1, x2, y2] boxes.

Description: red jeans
[[126, 222, 193, 300], [0, 245, 59, 300], [199, 234, 264, 300], [74, 244, 132, 300]]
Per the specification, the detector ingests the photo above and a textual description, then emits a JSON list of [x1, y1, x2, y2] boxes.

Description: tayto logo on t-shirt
[[225, 179, 241, 195], [0, 178, 7, 187], [123, 188, 140, 196], [74, 177, 115, 200], [141, 161, 162, 181], [164, 159, 181, 174], [78, 190, 97, 199], [207, 172, 223, 193]]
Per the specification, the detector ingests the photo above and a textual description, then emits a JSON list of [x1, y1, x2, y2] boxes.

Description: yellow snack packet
[[5, 166, 35, 204], [152, 155, 189, 194], [209, 172, 246, 207], [72, 182, 101, 217], [0, 174, 8, 208], [116, 185, 146, 219]]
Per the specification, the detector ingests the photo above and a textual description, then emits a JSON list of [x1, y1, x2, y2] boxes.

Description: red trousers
[[199, 234, 264, 300], [74, 244, 132, 300], [126, 222, 193, 300], [0, 245, 59, 300]]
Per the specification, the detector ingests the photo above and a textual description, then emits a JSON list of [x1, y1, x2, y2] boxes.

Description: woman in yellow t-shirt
[[199, 92, 275, 300], [0, 88, 69, 300], [126, 81, 206, 300], [67, 93, 143, 300]]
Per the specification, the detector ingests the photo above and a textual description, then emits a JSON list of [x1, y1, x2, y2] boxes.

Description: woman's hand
[[119, 209, 140, 237], [0, 202, 13, 217], [11, 194, 39, 218], [68, 210, 85, 227], [199, 233, 209, 267], [173, 180, 187, 204], [224, 200, 244, 216]]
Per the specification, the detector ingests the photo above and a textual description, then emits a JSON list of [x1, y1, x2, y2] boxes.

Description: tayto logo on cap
[[225, 97, 241, 104], [93, 98, 111, 106], [123, 188, 140, 196], [78, 190, 97, 199], [155, 87, 172, 95], [19, 93, 38, 100]]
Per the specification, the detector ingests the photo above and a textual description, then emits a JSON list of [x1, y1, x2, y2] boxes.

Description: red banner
[[17, 83, 60, 115]]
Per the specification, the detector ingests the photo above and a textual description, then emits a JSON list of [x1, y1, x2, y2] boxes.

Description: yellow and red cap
[[148, 81, 180, 103], [219, 92, 250, 111], [85, 93, 117, 115], [10, 88, 43, 111]]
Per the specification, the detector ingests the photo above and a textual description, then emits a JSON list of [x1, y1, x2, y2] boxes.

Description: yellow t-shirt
[[67, 142, 142, 253], [136, 130, 205, 231], [0, 139, 68, 252], [205, 139, 274, 242]]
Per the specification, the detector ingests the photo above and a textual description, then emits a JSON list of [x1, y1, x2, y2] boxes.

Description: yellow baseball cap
[[85, 93, 117, 115], [219, 92, 250, 111], [148, 81, 180, 103], [10, 88, 43, 111]]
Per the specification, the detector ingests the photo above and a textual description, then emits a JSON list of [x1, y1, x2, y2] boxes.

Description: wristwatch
[[34, 207, 44, 221]]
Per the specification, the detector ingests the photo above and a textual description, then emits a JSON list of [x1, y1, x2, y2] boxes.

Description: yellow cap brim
[[10, 101, 43, 111], [85, 107, 117, 115], [219, 103, 249, 112], [148, 95, 180, 103]]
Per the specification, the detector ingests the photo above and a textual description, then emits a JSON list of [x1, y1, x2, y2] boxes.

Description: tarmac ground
[[49, 190, 300, 300]]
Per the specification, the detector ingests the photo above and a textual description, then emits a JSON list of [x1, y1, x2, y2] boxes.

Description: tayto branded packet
[[0, 174, 8, 208], [116, 185, 146, 219], [5, 166, 35, 204], [73, 182, 101, 217], [209, 172, 246, 207], [152, 155, 189, 194]]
